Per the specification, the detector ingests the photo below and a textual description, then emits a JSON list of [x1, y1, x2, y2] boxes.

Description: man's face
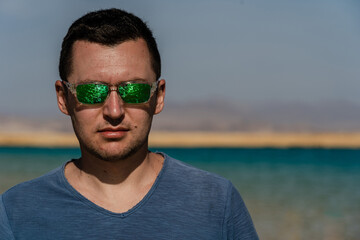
[[55, 39, 165, 161]]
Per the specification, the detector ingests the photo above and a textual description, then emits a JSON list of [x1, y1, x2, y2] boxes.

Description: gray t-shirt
[[0, 154, 258, 239]]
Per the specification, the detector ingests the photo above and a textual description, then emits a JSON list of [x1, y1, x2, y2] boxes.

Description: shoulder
[[164, 154, 231, 187], [0, 194, 15, 239], [1, 165, 67, 226], [1, 165, 64, 205], [156, 154, 260, 238], [160, 154, 233, 201], [162, 155, 260, 239]]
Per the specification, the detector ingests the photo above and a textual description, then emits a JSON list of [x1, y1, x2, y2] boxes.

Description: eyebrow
[[77, 78, 150, 85]]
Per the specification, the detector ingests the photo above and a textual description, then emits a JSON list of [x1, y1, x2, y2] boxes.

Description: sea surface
[[0, 147, 359, 240]]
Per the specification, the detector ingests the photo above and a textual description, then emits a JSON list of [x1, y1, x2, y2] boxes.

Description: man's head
[[59, 8, 161, 82], [55, 9, 165, 162]]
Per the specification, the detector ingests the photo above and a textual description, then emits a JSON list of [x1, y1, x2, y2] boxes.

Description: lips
[[98, 127, 129, 139]]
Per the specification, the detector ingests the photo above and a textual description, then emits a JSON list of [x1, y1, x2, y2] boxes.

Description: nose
[[102, 88, 125, 121]]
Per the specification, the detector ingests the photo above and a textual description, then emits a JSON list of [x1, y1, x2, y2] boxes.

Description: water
[[1, 147, 359, 240]]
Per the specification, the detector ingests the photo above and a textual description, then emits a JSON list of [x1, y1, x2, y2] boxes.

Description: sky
[[0, 0, 359, 116]]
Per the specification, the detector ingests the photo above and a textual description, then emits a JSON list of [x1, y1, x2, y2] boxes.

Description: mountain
[[2, 100, 360, 133]]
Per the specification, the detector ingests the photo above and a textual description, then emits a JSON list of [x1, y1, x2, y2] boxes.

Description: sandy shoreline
[[1, 131, 360, 148]]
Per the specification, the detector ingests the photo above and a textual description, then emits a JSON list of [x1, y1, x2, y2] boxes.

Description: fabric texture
[[0, 154, 258, 239]]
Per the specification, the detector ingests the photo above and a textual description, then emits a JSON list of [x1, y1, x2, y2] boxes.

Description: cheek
[[129, 110, 153, 130], [71, 111, 98, 135], [70, 115, 85, 138]]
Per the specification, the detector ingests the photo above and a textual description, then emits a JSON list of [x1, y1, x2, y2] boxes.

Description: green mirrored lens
[[119, 83, 151, 103], [76, 84, 109, 104]]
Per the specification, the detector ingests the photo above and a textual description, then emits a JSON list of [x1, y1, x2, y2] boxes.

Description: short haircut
[[59, 8, 161, 81]]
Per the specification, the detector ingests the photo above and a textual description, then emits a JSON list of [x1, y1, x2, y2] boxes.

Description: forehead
[[69, 39, 155, 83]]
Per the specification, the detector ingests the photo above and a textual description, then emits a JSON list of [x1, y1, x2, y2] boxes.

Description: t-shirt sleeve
[[223, 182, 259, 240], [0, 195, 15, 240]]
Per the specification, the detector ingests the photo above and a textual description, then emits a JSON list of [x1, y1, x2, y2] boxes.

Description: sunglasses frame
[[62, 80, 158, 105]]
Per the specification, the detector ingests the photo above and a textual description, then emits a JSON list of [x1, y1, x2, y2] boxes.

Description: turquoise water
[[1, 147, 359, 240]]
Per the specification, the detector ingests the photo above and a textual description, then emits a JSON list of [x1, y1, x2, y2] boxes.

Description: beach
[[1, 131, 360, 148]]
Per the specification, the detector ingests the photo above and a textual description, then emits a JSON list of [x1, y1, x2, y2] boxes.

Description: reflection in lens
[[119, 83, 151, 104], [77, 84, 109, 104]]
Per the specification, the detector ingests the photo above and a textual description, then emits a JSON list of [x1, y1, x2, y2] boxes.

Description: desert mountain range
[[1, 100, 360, 133]]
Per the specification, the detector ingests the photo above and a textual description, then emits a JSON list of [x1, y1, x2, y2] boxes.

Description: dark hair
[[59, 8, 161, 81]]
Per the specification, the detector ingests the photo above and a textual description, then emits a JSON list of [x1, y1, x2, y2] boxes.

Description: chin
[[95, 148, 137, 162], [83, 138, 147, 162]]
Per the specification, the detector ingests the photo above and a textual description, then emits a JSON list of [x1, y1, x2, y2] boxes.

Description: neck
[[64, 146, 164, 213], [76, 146, 151, 185]]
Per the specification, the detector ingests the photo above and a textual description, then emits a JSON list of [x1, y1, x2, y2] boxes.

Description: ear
[[154, 79, 166, 115], [55, 80, 70, 115]]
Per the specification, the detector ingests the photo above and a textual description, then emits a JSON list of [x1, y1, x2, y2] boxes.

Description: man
[[0, 8, 258, 239]]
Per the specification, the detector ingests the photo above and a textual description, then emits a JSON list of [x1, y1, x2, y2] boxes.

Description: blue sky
[[0, 0, 359, 115]]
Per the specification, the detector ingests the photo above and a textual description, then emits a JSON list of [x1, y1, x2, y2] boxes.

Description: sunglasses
[[63, 81, 158, 104]]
